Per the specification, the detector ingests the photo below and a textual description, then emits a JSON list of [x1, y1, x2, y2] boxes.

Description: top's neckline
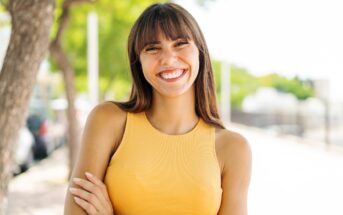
[[142, 112, 202, 138]]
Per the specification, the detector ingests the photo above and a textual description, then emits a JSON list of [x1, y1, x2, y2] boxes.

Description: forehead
[[145, 30, 189, 44], [142, 25, 191, 44], [135, 15, 194, 53]]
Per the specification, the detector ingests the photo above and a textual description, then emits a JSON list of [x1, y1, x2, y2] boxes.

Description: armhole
[[107, 111, 131, 166], [213, 128, 222, 177]]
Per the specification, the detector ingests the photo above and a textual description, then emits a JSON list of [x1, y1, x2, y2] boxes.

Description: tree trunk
[[49, 0, 96, 179], [50, 42, 80, 180], [0, 0, 55, 213]]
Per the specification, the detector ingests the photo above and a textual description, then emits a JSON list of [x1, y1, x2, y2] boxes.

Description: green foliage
[[110, 78, 131, 101], [212, 59, 222, 99], [212, 60, 314, 110], [0, 0, 8, 8], [212, 60, 259, 109], [0, 4, 10, 28], [258, 74, 314, 100], [230, 65, 259, 109]]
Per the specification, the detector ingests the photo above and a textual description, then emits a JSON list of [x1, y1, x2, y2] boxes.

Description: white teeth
[[160, 70, 184, 80]]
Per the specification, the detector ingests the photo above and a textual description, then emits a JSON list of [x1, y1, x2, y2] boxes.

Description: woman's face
[[139, 32, 200, 98]]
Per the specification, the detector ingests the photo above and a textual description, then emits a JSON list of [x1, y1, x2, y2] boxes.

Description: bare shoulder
[[215, 128, 252, 173], [215, 128, 250, 149], [86, 101, 127, 149], [88, 101, 126, 127], [77, 101, 128, 164], [215, 128, 252, 214]]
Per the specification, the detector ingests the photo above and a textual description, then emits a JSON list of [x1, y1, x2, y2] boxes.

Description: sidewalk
[[7, 146, 69, 215], [6, 124, 343, 215], [232, 124, 343, 215]]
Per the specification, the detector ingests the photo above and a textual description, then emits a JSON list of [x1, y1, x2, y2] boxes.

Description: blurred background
[[0, 0, 342, 214]]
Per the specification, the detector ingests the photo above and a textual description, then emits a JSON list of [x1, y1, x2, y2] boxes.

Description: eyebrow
[[144, 41, 160, 46], [144, 37, 189, 47]]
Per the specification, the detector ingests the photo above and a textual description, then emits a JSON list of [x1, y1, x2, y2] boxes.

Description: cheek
[[140, 55, 157, 71], [140, 57, 152, 76], [190, 51, 200, 75]]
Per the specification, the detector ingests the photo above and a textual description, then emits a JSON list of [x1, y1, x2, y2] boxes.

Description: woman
[[64, 3, 251, 215]]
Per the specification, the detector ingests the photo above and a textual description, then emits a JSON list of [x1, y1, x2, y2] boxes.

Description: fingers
[[69, 172, 114, 214], [70, 188, 103, 214], [85, 172, 111, 201], [72, 177, 109, 209]]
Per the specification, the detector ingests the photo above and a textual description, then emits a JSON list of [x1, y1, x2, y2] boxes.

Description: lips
[[157, 68, 185, 75], [157, 68, 187, 82]]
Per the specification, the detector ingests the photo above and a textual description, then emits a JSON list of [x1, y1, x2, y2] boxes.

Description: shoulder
[[85, 101, 127, 144], [215, 128, 252, 173], [87, 101, 127, 128], [215, 128, 251, 154], [88, 101, 127, 122]]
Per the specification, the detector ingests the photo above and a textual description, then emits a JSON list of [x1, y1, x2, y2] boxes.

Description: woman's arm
[[64, 102, 126, 214], [217, 131, 252, 215]]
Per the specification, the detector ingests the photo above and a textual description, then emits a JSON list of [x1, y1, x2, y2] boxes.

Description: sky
[[177, 0, 343, 101]]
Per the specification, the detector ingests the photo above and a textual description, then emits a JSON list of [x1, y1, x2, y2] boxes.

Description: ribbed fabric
[[104, 112, 222, 215]]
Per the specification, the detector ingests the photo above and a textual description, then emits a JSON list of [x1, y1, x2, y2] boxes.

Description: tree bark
[[0, 0, 55, 213]]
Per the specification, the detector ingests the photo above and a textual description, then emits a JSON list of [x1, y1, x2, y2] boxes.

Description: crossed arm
[[64, 102, 126, 215]]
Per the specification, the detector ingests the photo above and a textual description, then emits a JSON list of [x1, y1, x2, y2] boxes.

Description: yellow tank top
[[104, 112, 222, 215]]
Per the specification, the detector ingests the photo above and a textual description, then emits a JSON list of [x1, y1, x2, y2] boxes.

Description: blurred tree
[[212, 60, 222, 100], [212, 61, 260, 109], [0, 4, 9, 28], [212, 60, 314, 110], [259, 73, 314, 100], [0, 0, 55, 212], [49, 0, 98, 179], [230, 65, 260, 109]]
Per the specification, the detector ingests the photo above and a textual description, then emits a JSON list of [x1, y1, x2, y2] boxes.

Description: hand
[[69, 172, 114, 215]]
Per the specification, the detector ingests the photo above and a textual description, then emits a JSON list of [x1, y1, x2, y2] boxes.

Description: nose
[[160, 48, 178, 66]]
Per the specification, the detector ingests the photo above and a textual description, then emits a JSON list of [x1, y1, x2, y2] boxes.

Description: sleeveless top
[[104, 112, 222, 215]]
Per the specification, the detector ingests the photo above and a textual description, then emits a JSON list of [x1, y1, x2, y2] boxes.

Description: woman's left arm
[[217, 132, 252, 215]]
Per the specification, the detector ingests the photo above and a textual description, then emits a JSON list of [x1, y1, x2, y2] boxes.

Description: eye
[[144, 46, 160, 53], [175, 40, 189, 47]]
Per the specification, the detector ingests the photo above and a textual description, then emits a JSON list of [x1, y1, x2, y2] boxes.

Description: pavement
[[6, 124, 343, 215], [232, 124, 343, 215], [7, 146, 69, 215]]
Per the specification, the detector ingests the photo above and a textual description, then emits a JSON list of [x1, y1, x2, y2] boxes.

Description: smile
[[158, 69, 187, 82]]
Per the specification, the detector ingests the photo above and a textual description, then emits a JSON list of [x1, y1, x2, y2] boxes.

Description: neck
[[146, 87, 199, 135]]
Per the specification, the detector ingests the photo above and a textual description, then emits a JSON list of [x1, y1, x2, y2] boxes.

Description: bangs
[[134, 5, 193, 54]]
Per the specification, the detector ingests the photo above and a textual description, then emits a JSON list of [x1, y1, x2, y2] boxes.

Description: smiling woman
[[64, 3, 252, 215], [139, 35, 199, 97]]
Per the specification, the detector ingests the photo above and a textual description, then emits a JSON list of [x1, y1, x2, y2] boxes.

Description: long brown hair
[[115, 3, 225, 129]]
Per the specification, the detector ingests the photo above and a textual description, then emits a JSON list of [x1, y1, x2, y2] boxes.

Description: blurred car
[[26, 113, 66, 159], [26, 83, 67, 159], [26, 114, 49, 160], [13, 127, 35, 175]]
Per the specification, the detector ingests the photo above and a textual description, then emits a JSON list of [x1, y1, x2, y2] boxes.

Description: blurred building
[[233, 87, 343, 146]]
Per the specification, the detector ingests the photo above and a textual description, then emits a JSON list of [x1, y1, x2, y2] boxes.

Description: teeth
[[160, 70, 184, 79]]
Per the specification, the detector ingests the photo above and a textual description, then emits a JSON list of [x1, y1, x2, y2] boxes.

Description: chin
[[158, 86, 194, 98]]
